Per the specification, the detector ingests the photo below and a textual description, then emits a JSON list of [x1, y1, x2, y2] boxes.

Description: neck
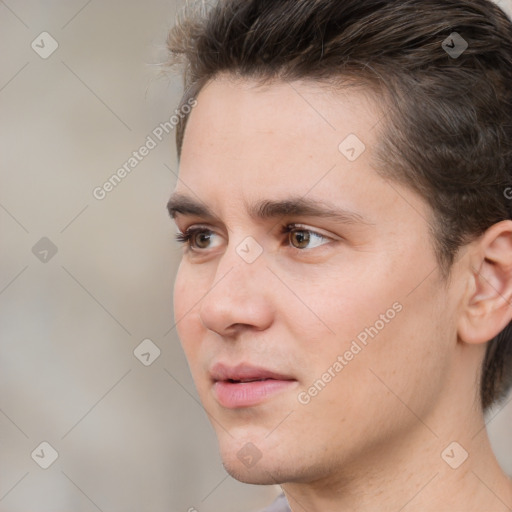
[[281, 399, 512, 512]]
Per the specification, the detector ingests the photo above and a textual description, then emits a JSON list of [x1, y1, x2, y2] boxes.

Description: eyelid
[[175, 222, 339, 253], [175, 225, 223, 250], [176, 222, 337, 238], [283, 223, 339, 241]]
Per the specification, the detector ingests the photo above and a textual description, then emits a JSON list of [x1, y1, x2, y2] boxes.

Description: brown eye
[[192, 230, 212, 249], [282, 224, 331, 250], [175, 228, 216, 252], [289, 229, 311, 249]]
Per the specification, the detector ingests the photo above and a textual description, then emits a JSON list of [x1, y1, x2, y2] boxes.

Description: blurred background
[[1, 1, 511, 511]]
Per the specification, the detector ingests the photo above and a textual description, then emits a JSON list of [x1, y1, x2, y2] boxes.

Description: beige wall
[[1, 1, 511, 511]]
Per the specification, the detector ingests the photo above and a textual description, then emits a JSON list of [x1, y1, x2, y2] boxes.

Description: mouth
[[210, 362, 298, 408], [225, 377, 274, 383], [210, 361, 296, 382]]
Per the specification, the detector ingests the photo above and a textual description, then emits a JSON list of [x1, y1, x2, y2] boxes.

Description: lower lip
[[213, 379, 297, 408]]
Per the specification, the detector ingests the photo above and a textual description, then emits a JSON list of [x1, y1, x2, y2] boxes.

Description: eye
[[174, 223, 333, 253], [281, 224, 331, 250], [174, 227, 221, 251]]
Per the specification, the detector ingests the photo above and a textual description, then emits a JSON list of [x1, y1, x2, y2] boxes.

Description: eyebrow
[[167, 192, 374, 226]]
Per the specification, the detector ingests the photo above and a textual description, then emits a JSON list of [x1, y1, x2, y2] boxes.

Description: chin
[[223, 463, 279, 485], [221, 456, 290, 485], [218, 435, 307, 486]]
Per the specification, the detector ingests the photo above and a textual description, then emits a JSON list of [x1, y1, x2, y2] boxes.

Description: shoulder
[[253, 492, 291, 512]]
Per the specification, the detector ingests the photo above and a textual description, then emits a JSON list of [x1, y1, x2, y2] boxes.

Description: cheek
[[296, 268, 400, 354], [172, 263, 188, 320], [173, 265, 202, 358], [296, 255, 448, 405], [323, 277, 450, 423]]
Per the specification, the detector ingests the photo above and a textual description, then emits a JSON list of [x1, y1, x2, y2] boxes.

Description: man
[[165, 0, 512, 510]]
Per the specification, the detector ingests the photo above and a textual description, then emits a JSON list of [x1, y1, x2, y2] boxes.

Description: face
[[169, 75, 459, 485]]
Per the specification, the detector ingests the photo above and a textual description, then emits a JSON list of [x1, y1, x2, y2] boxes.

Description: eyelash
[[174, 224, 331, 253]]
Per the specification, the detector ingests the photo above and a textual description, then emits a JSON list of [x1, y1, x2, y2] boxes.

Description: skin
[[169, 73, 512, 512]]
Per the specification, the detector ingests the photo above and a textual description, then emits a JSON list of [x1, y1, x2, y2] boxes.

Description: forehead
[[178, 76, 383, 199], [174, 75, 431, 233], [181, 74, 382, 162]]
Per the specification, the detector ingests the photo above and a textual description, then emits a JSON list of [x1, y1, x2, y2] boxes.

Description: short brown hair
[[165, 0, 512, 412]]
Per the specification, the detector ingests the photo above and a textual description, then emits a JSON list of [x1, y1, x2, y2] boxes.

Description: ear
[[458, 220, 512, 345]]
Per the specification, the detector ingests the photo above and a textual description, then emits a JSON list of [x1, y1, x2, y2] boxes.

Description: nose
[[198, 243, 274, 338]]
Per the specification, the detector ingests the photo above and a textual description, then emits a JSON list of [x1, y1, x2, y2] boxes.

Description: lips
[[209, 362, 298, 408], [209, 362, 296, 383]]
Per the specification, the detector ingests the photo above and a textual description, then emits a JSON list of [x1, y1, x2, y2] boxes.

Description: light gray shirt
[[256, 493, 291, 512]]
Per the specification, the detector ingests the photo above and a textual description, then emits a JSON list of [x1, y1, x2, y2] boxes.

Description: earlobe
[[457, 221, 512, 345]]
